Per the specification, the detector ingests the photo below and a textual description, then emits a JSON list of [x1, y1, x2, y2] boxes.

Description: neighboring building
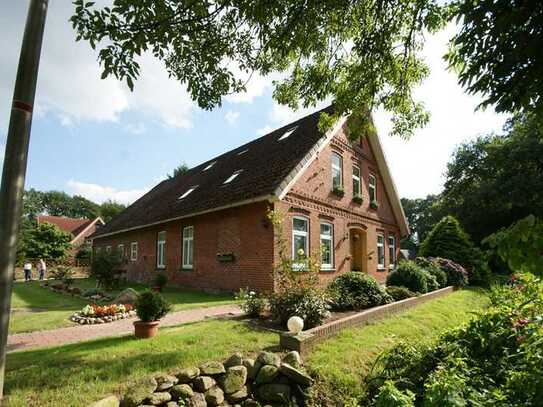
[[91, 107, 409, 291], [37, 215, 105, 250]]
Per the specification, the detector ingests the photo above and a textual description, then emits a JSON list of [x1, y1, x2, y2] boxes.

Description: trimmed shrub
[[419, 216, 490, 285], [269, 287, 330, 329], [415, 257, 447, 288], [432, 257, 469, 287], [386, 286, 417, 301], [328, 272, 392, 311], [387, 261, 429, 293], [422, 270, 439, 291], [135, 291, 171, 322], [90, 250, 123, 289], [153, 273, 168, 290]]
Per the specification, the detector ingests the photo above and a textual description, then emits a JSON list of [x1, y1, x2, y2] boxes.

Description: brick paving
[[7, 304, 241, 353]]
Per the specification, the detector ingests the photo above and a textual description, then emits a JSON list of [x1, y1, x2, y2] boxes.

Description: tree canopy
[[18, 222, 72, 261], [167, 163, 190, 179]]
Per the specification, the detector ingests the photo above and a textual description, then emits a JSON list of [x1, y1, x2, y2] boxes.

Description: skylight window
[[237, 149, 249, 155], [278, 127, 297, 141], [178, 186, 197, 199], [223, 170, 243, 184], [203, 161, 216, 171]]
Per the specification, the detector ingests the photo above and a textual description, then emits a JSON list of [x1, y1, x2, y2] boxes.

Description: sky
[[0, 1, 508, 205]]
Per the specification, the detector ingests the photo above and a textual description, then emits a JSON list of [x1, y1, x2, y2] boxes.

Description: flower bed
[[70, 303, 136, 325]]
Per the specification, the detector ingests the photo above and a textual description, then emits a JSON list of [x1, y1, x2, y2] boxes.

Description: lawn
[[306, 288, 490, 405], [4, 320, 276, 407], [9, 279, 236, 334]]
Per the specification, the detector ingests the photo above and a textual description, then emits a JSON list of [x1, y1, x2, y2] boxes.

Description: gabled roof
[[37, 215, 105, 243], [93, 106, 409, 238]]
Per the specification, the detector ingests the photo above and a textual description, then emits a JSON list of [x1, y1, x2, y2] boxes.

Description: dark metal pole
[[0, 0, 48, 399]]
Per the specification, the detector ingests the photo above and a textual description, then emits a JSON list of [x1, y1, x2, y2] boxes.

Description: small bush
[[432, 257, 469, 287], [82, 288, 103, 297], [236, 288, 267, 318], [386, 286, 417, 301], [386, 261, 428, 293], [415, 257, 447, 288], [422, 270, 439, 291], [90, 251, 123, 290], [153, 273, 168, 290], [269, 288, 330, 329], [135, 291, 171, 322], [50, 266, 75, 287], [328, 272, 392, 310]]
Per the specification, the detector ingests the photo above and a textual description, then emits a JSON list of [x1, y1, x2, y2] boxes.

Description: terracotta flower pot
[[134, 320, 160, 339]]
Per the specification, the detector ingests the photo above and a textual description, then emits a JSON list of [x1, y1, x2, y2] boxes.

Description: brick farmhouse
[[91, 107, 409, 291], [37, 215, 104, 251]]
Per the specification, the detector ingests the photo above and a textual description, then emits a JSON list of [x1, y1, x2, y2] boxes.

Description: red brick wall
[[275, 124, 402, 284], [93, 201, 275, 292]]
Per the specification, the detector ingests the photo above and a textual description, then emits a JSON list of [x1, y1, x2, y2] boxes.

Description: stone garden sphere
[[287, 316, 304, 334]]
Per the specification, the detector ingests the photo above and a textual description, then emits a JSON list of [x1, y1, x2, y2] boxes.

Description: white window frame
[[369, 174, 377, 203], [178, 186, 197, 200], [130, 242, 138, 261], [331, 152, 343, 188], [388, 234, 396, 269], [182, 226, 194, 269], [292, 216, 309, 267], [377, 234, 385, 270], [203, 161, 216, 171], [157, 231, 166, 269], [223, 170, 243, 184], [320, 222, 334, 270], [278, 127, 297, 141], [352, 164, 361, 196]]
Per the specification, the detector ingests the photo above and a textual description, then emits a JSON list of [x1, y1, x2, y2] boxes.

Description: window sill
[[180, 267, 193, 272], [377, 267, 386, 272], [320, 268, 336, 272]]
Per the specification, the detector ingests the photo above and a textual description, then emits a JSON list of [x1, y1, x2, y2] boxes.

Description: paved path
[[7, 304, 242, 353]]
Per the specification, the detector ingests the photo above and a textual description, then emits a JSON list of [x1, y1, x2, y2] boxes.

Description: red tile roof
[[36, 215, 93, 237]]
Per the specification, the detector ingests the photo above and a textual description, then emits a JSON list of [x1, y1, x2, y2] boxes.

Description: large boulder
[[188, 392, 207, 407], [199, 361, 226, 375], [174, 367, 200, 383], [258, 383, 291, 403], [224, 352, 243, 368], [279, 363, 313, 387], [256, 352, 281, 367], [171, 384, 194, 401], [255, 365, 278, 385], [282, 351, 302, 369], [223, 365, 247, 394], [90, 395, 120, 407], [113, 288, 139, 304], [120, 377, 157, 407], [193, 376, 216, 392], [243, 358, 258, 380], [205, 386, 225, 406], [147, 392, 172, 405], [155, 373, 178, 391], [226, 386, 248, 403]]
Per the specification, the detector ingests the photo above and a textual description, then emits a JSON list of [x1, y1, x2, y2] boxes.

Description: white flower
[[82, 305, 94, 316], [297, 248, 305, 257], [249, 291, 256, 296]]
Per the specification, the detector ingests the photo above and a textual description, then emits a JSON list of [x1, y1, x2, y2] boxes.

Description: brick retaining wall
[[280, 286, 456, 354]]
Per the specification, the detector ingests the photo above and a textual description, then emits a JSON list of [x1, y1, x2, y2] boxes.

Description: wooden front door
[[349, 228, 367, 273]]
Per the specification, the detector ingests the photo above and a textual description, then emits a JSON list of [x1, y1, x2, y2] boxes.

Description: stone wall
[[92, 350, 313, 407]]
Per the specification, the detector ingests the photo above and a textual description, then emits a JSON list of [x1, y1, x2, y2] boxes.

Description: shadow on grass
[[4, 320, 276, 405], [11, 281, 86, 311]]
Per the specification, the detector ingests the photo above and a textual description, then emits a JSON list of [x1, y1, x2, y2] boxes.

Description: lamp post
[[0, 0, 49, 399]]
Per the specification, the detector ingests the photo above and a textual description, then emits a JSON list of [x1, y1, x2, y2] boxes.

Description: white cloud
[[224, 110, 240, 125], [1, 2, 194, 132], [124, 122, 147, 135], [67, 179, 149, 205], [256, 125, 273, 136], [375, 24, 508, 199]]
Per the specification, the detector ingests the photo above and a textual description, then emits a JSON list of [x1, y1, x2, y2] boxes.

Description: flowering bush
[[236, 288, 266, 317], [81, 304, 95, 316], [365, 274, 543, 406], [431, 257, 469, 287], [267, 210, 330, 329], [80, 303, 133, 317]]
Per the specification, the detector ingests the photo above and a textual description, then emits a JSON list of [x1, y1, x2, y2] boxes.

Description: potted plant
[[353, 194, 363, 204], [133, 290, 171, 338], [370, 199, 379, 210], [332, 186, 345, 197], [153, 273, 168, 292]]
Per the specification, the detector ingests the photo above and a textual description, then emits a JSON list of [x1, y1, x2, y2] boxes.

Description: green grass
[[306, 288, 490, 403], [9, 279, 236, 334], [4, 320, 276, 407]]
